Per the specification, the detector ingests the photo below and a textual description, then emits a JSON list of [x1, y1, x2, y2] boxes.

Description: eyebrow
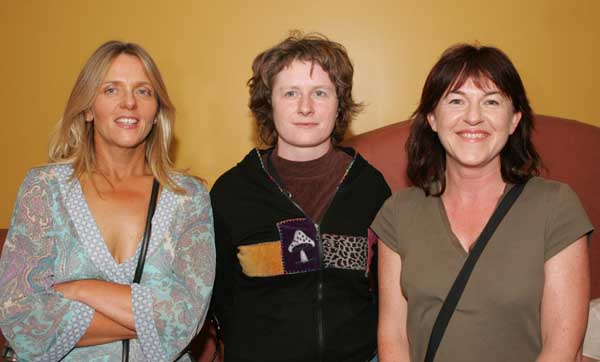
[[100, 80, 153, 87], [276, 84, 335, 90], [449, 90, 501, 96]]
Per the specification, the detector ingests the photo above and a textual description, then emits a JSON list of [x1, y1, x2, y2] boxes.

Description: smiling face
[[86, 53, 158, 155], [427, 77, 521, 173], [271, 60, 339, 161]]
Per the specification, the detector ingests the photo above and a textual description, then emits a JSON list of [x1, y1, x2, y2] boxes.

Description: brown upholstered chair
[[345, 114, 600, 299]]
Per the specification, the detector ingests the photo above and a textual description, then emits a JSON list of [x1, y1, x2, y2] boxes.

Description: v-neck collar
[[55, 164, 176, 283], [435, 183, 512, 257]]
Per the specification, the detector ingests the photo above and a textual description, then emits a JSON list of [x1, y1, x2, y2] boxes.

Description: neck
[[443, 158, 505, 202], [93, 145, 150, 181], [276, 140, 332, 162]]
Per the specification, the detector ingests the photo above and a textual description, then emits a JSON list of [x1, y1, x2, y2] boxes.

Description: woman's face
[[86, 54, 158, 155], [270, 60, 338, 161], [427, 77, 521, 172]]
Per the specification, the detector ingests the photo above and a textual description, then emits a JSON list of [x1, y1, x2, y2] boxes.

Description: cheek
[[271, 100, 291, 121], [91, 99, 112, 118], [142, 101, 159, 120]]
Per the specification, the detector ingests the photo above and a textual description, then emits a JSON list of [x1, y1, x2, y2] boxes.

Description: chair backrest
[[346, 114, 600, 298]]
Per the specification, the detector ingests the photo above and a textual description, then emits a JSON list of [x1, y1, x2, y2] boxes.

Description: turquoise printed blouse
[[0, 164, 215, 361]]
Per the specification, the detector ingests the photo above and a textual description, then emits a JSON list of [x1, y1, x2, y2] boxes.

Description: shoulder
[[347, 148, 391, 193], [378, 187, 429, 223], [18, 163, 72, 191], [388, 186, 429, 207], [211, 149, 262, 197], [522, 177, 581, 205], [525, 176, 570, 193], [171, 173, 210, 205]]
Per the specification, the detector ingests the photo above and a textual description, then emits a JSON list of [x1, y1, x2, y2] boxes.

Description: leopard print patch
[[322, 234, 368, 271]]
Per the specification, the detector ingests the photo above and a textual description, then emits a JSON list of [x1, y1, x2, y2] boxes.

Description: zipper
[[315, 222, 324, 362], [255, 148, 356, 362]]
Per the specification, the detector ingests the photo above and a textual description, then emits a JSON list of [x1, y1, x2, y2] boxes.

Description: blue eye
[[137, 87, 153, 97], [104, 86, 117, 95], [284, 90, 297, 97]]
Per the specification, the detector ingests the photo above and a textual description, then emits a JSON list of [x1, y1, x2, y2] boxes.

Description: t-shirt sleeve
[[371, 193, 403, 255], [544, 183, 594, 261]]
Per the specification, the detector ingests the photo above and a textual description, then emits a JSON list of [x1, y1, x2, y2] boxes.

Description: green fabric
[[371, 177, 593, 362]]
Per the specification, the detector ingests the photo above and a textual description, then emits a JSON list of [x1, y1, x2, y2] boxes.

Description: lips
[[115, 117, 139, 126], [293, 122, 318, 127], [457, 130, 489, 140]]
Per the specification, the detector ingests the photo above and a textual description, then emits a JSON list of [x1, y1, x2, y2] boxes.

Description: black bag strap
[[123, 178, 160, 362], [424, 182, 526, 362]]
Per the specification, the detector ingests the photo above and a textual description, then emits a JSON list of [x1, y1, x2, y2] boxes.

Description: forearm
[[55, 279, 136, 330], [378, 333, 410, 362], [77, 311, 137, 347], [537, 348, 580, 362]]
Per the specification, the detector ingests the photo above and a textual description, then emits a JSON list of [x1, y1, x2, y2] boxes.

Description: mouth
[[293, 122, 319, 128], [115, 117, 140, 127], [457, 130, 489, 141]]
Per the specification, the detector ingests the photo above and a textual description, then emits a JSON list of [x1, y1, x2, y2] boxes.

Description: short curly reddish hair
[[248, 31, 363, 146]]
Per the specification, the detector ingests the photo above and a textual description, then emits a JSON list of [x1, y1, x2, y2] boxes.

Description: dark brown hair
[[248, 31, 362, 145], [407, 44, 540, 195]]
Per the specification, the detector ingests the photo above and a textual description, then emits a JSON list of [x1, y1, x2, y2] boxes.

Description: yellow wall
[[1, 0, 598, 227]]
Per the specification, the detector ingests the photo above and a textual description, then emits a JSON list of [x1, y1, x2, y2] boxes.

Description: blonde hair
[[49, 40, 184, 193]]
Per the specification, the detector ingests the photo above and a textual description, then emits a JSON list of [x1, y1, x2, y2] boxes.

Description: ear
[[509, 111, 522, 134], [427, 113, 438, 132], [84, 110, 93, 122]]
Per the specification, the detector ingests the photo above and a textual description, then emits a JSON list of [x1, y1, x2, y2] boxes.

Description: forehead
[[448, 74, 500, 94], [273, 59, 333, 86], [103, 53, 150, 82]]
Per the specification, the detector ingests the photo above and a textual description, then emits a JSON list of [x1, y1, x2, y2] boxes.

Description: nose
[[120, 90, 137, 110], [297, 94, 314, 116], [465, 102, 483, 125]]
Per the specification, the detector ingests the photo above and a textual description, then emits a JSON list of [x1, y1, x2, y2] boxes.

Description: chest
[[84, 189, 151, 264], [443, 201, 497, 251], [401, 200, 547, 310]]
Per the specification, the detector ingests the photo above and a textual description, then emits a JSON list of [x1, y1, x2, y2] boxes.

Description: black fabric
[[424, 182, 526, 362], [122, 179, 160, 362], [210, 147, 391, 362]]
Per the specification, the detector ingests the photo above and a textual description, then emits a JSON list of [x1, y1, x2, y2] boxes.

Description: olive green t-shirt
[[371, 177, 593, 362]]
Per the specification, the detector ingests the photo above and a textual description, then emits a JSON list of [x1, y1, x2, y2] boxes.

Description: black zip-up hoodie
[[210, 148, 391, 362]]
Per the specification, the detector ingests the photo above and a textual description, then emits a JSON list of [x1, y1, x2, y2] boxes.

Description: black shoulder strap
[[424, 182, 526, 362], [123, 178, 160, 362], [133, 178, 160, 283]]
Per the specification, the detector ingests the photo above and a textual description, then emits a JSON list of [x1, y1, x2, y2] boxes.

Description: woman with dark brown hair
[[372, 44, 593, 362], [210, 32, 390, 362]]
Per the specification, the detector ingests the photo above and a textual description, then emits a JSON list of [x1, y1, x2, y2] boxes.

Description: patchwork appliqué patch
[[277, 218, 320, 274], [237, 241, 284, 277], [322, 233, 368, 271]]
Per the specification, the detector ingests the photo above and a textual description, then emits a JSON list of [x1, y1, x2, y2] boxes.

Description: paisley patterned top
[[0, 164, 215, 362]]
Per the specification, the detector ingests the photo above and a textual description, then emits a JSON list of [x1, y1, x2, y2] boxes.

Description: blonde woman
[[0, 41, 215, 361]]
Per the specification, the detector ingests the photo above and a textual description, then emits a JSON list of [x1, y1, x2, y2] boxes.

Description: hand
[[53, 280, 80, 301]]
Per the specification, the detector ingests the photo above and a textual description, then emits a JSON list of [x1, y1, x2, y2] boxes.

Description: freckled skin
[[87, 54, 158, 154], [427, 78, 521, 173], [271, 60, 339, 161]]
